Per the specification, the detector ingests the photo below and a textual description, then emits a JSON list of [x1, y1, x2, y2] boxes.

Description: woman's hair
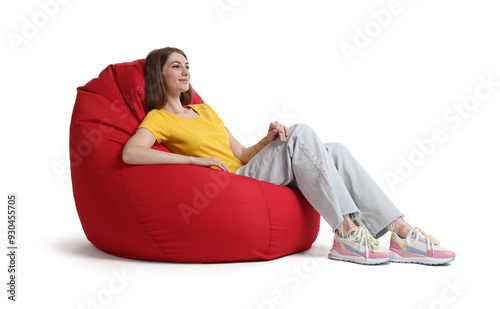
[[144, 46, 194, 110]]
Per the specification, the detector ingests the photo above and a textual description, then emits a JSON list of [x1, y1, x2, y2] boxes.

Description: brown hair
[[144, 47, 194, 110]]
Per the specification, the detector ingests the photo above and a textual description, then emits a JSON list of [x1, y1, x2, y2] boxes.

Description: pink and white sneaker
[[329, 226, 394, 265], [390, 227, 455, 265]]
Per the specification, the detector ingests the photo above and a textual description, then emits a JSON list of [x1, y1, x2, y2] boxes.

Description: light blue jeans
[[235, 124, 403, 238]]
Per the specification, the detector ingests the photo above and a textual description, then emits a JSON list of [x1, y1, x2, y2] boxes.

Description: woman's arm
[[229, 121, 289, 165], [122, 128, 229, 172]]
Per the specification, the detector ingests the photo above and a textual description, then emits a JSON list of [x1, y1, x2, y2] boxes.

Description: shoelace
[[349, 226, 379, 258], [406, 227, 440, 254]]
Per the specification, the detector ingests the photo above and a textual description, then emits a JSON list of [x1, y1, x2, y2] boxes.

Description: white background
[[1, 0, 499, 308]]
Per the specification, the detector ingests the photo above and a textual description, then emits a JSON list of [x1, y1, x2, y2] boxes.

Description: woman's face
[[162, 52, 191, 95]]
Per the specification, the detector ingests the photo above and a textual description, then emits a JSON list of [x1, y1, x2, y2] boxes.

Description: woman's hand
[[266, 121, 289, 143], [227, 122, 289, 166], [193, 156, 229, 172]]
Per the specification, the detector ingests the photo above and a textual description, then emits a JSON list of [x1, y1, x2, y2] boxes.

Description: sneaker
[[328, 226, 394, 265], [390, 227, 456, 265]]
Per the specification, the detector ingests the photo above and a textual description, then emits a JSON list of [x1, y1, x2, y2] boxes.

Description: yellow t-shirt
[[138, 104, 243, 173]]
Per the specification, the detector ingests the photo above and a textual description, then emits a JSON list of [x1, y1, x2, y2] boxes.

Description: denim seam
[[297, 140, 334, 188], [296, 140, 344, 231], [250, 142, 286, 176]]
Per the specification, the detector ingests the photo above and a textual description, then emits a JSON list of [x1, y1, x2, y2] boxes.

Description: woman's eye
[[172, 64, 189, 70]]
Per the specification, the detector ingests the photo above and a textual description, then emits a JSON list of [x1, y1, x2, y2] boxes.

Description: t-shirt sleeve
[[203, 104, 228, 129], [138, 110, 171, 144], [204, 104, 232, 134]]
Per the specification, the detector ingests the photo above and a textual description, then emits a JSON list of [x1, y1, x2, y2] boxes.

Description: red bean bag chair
[[69, 59, 320, 263]]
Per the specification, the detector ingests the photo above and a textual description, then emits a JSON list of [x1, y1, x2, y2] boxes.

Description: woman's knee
[[289, 123, 315, 137]]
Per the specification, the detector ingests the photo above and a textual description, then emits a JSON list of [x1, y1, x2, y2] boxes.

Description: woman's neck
[[162, 100, 198, 119], [163, 93, 185, 114]]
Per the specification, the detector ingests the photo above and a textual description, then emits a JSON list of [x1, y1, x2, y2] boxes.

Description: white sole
[[328, 251, 394, 265], [390, 252, 456, 265]]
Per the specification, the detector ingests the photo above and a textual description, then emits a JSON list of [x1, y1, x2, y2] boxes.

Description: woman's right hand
[[192, 157, 229, 172], [266, 121, 289, 143]]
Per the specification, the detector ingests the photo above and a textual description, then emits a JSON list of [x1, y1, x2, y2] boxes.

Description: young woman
[[123, 46, 455, 265]]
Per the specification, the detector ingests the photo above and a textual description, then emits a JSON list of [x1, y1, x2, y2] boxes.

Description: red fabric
[[70, 59, 320, 262]]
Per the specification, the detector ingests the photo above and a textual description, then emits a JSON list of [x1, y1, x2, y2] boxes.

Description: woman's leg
[[387, 217, 412, 237], [235, 123, 454, 264], [323, 143, 455, 265], [323, 142, 404, 238]]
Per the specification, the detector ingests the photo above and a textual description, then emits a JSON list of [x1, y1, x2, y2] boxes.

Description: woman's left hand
[[267, 121, 289, 143]]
